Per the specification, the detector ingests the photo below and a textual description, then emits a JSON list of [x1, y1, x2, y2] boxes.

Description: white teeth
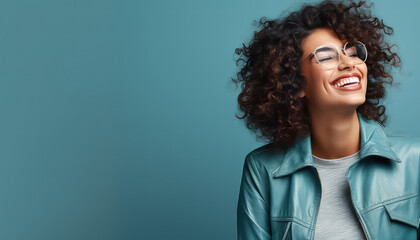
[[334, 77, 360, 88]]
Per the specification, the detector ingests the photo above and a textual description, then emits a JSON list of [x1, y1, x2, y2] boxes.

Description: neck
[[309, 110, 361, 159]]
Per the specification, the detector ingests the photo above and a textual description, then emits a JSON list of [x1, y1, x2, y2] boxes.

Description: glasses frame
[[304, 41, 368, 69]]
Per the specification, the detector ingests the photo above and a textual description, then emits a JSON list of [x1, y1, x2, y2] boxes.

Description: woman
[[233, 0, 420, 239]]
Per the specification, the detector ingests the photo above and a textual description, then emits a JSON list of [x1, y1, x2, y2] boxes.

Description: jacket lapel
[[272, 112, 400, 178]]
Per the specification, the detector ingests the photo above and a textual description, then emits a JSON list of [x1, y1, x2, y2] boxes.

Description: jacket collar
[[272, 112, 401, 178]]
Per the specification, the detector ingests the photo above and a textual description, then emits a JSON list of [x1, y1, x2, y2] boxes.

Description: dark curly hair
[[232, 0, 401, 150]]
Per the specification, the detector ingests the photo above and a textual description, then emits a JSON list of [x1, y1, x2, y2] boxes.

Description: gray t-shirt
[[312, 151, 367, 240]]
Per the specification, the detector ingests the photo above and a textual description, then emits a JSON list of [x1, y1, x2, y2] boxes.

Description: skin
[[299, 28, 368, 159]]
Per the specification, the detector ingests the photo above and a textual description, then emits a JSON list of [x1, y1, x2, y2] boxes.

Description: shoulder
[[244, 143, 287, 175], [383, 128, 420, 166], [383, 128, 420, 151]]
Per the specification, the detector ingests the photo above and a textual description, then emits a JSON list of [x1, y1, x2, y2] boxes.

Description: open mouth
[[331, 76, 360, 89]]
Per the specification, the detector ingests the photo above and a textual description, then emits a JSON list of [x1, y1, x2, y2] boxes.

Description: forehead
[[301, 28, 347, 55]]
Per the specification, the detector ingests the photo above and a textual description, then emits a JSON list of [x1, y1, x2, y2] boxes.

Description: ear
[[299, 90, 305, 98]]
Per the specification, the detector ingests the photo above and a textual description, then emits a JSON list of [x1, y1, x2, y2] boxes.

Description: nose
[[337, 49, 356, 70]]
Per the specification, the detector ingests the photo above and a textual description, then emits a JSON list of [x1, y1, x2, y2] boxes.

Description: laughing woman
[[233, 0, 420, 239]]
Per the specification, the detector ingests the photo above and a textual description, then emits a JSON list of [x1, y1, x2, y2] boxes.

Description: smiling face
[[299, 28, 368, 115]]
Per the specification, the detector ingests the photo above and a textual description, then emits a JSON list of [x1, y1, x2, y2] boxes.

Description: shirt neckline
[[312, 150, 361, 169]]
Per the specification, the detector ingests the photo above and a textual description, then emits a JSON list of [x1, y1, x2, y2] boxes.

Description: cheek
[[303, 76, 324, 98], [359, 63, 368, 75], [301, 68, 324, 94], [359, 64, 368, 85]]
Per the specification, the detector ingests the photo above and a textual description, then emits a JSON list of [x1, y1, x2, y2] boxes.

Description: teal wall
[[0, 0, 418, 239]]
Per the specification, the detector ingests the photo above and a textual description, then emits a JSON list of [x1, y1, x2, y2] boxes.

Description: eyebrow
[[307, 46, 334, 60], [316, 46, 335, 52]]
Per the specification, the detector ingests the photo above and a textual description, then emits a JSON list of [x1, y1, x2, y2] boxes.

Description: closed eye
[[318, 57, 333, 62]]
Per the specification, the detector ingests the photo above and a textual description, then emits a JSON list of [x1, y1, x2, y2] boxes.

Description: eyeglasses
[[304, 41, 368, 69]]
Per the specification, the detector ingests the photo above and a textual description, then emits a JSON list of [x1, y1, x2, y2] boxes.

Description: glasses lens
[[314, 46, 339, 69], [344, 42, 367, 64]]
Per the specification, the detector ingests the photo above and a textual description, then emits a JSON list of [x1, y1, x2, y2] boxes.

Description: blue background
[[0, 0, 418, 239]]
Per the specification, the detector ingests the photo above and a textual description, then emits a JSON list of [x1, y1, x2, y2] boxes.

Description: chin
[[348, 98, 366, 108], [332, 96, 365, 108]]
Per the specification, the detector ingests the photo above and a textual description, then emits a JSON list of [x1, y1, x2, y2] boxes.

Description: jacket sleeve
[[237, 153, 271, 240]]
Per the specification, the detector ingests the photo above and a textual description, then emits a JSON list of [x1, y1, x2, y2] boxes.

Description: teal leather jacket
[[237, 112, 420, 240]]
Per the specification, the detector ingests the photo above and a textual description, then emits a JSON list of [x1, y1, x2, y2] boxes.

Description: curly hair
[[232, 0, 401, 150]]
